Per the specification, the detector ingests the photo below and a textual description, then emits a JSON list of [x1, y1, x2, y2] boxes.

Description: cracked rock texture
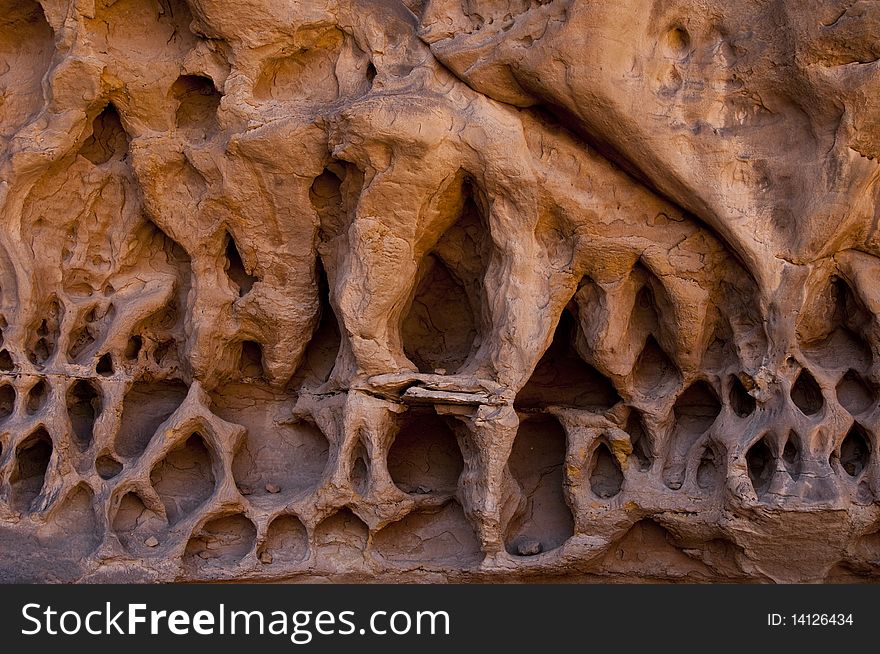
[[0, 0, 879, 583]]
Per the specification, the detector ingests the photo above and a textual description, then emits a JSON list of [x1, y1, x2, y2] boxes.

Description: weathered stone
[[0, 0, 878, 583]]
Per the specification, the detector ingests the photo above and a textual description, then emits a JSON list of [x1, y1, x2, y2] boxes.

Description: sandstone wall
[[0, 0, 879, 582]]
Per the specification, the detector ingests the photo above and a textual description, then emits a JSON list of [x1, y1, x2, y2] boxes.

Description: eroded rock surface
[[0, 0, 879, 582]]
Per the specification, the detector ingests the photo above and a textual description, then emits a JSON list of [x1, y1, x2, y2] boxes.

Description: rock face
[[0, 0, 878, 583]]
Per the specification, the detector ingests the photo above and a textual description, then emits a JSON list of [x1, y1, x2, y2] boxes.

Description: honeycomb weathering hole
[[839, 425, 870, 478], [67, 379, 101, 450], [172, 75, 221, 137], [590, 441, 623, 499], [402, 254, 477, 375], [782, 432, 801, 480], [96, 352, 114, 376], [696, 444, 723, 490], [791, 368, 823, 416], [10, 427, 52, 511], [515, 309, 620, 410], [746, 436, 774, 497], [0, 384, 13, 419], [801, 277, 872, 371], [351, 440, 370, 497], [261, 514, 308, 565], [184, 513, 256, 568], [38, 485, 101, 558], [26, 379, 48, 414], [388, 412, 463, 494], [314, 508, 369, 562], [252, 31, 344, 103], [226, 395, 329, 498], [626, 410, 653, 471], [112, 491, 165, 551], [632, 335, 681, 398], [150, 433, 215, 525], [663, 381, 721, 489], [729, 375, 756, 417], [598, 519, 716, 580], [115, 380, 188, 457], [78, 104, 130, 165], [504, 415, 574, 556], [374, 501, 480, 565], [95, 454, 122, 480], [224, 233, 257, 297], [239, 340, 264, 379], [836, 369, 875, 415]]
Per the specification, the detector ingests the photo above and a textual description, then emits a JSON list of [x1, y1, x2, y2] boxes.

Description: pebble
[[265, 483, 281, 494], [259, 551, 273, 564], [517, 539, 542, 556], [144, 536, 159, 547]]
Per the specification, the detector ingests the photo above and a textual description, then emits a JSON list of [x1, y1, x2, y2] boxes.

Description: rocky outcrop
[[0, 0, 878, 582]]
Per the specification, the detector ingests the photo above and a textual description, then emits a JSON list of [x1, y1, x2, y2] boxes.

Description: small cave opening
[[314, 507, 369, 560], [504, 415, 574, 556], [229, 406, 329, 498], [632, 335, 680, 399], [373, 501, 481, 566], [124, 335, 143, 361], [96, 454, 123, 480], [782, 431, 801, 480], [351, 439, 370, 498], [836, 369, 875, 415], [28, 302, 61, 367], [696, 443, 723, 490], [0, 383, 14, 420], [589, 441, 624, 499], [96, 352, 114, 376], [150, 433, 215, 525], [674, 381, 721, 432], [791, 368, 823, 416], [515, 309, 620, 411], [224, 232, 257, 297], [260, 514, 308, 565], [116, 380, 188, 457], [10, 427, 52, 511], [663, 381, 721, 489], [729, 375, 756, 417], [26, 379, 48, 414], [184, 513, 256, 567], [78, 104, 130, 165], [401, 254, 477, 375], [67, 379, 101, 450], [112, 491, 164, 551], [172, 74, 221, 137], [402, 180, 488, 376], [239, 340, 264, 379], [801, 277, 872, 371], [746, 436, 774, 497], [289, 258, 341, 388], [252, 32, 344, 105], [626, 410, 653, 471], [388, 411, 463, 495], [839, 424, 871, 478], [67, 308, 98, 363]]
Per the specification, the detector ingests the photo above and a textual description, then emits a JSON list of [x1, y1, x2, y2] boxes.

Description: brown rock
[[0, 0, 877, 584]]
